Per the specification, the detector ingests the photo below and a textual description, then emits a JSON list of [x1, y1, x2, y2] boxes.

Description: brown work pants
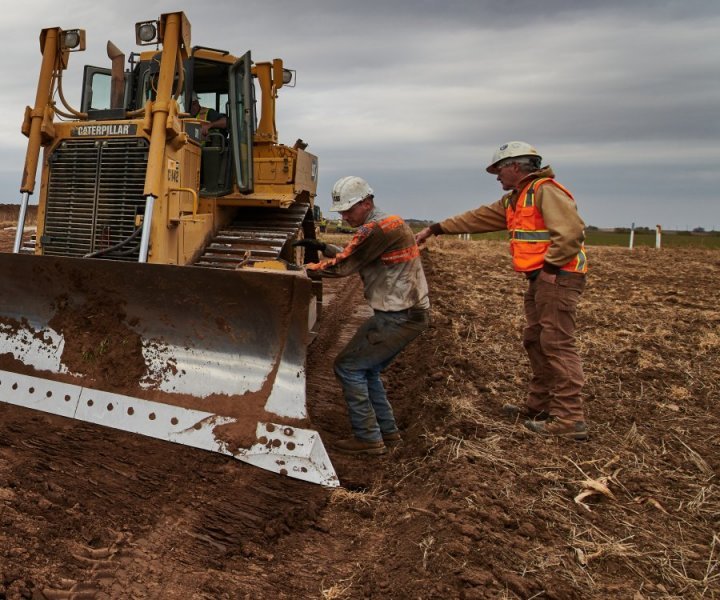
[[523, 273, 586, 422]]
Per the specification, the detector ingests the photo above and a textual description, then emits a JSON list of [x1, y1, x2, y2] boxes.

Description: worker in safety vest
[[190, 92, 227, 140], [296, 177, 430, 455], [416, 142, 589, 440]]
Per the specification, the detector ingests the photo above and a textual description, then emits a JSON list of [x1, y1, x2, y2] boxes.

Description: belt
[[526, 269, 586, 280], [380, 306, 429, 316]]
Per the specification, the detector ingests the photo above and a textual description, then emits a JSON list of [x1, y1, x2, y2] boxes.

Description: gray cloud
[[0, 0, 717, 229]]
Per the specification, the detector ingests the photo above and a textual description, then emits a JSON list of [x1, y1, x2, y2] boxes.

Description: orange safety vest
[[504, 177, 588, 274]]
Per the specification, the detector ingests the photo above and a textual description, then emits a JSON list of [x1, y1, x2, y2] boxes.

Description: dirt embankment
[[0, 234, 718, 599]]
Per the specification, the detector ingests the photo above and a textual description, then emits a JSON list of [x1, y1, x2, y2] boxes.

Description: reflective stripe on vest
[[381, 245, 420, 265], [505, 178, 588, 274], [197, 107, 211, 121], [375, 215, 419, 264], [377, 215, 405, 233], [511, 230, 552, 242]]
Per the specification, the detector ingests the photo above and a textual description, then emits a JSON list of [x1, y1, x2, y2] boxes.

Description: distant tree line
[[585, 225, 717, 235]]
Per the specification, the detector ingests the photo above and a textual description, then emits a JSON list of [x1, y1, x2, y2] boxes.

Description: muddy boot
[[334, 437, 388, 455], [524, 417, 588, 441], [382, 432, 402, 446], [502, 403, 550, 421]]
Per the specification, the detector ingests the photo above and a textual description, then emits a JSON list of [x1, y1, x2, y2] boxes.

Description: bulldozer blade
[[0, 370, 337, 486], [0, 253, 338, 487]]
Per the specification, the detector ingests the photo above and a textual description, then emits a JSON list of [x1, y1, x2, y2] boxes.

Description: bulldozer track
[[194, 204, 311, 269]]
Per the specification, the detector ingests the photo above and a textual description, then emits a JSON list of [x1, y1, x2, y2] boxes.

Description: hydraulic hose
[[83, 226, 143, 258]]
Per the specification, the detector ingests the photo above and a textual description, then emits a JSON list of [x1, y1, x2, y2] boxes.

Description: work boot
[[502, 403, 550, 421], [382, 432, 402, 446], [334, 437, 387, 456], [524, 417, 588, 441]]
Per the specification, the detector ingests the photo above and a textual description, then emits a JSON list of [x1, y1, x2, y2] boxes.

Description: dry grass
[[0, 204, 37, 228], [320, 576, 355, 599], [328, 485, 389, 508]]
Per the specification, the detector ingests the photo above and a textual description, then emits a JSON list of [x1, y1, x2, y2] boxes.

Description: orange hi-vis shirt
[[307, 208, 430, 312], [505, 178, 588, 273]]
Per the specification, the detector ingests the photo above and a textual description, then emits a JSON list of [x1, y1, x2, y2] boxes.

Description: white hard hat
[[330, 176, 373, 212], [486, 141, 541, 174]]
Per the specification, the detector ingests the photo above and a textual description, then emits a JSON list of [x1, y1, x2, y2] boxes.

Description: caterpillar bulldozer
[[0, 11, 338, 486]]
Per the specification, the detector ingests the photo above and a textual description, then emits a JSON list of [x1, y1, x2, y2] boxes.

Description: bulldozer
[[0, 11, 337, 487]]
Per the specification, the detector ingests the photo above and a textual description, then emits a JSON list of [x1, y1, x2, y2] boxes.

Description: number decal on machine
[[167, 158, 180, 183]]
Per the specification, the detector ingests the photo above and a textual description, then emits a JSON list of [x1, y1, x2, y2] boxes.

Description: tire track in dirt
[[0, 385, 332, 597]]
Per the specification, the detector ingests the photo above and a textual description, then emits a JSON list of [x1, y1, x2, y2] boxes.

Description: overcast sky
[[0, 0, 717, 229]]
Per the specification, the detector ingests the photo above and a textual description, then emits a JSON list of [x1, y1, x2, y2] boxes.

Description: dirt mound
[[48, 292, 146, 391], [0, 234, 718, 598]]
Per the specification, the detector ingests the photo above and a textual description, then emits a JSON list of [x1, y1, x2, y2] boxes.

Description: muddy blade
[[0, 253, 337, 487]]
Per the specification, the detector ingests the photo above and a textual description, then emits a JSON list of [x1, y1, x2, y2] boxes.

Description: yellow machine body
[[2, 12, 336, 487]]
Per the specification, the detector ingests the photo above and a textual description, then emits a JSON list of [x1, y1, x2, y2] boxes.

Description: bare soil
[[0, 231, 718, 599]]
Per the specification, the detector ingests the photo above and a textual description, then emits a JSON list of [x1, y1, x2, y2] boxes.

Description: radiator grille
[[42, 138, 148, 260]]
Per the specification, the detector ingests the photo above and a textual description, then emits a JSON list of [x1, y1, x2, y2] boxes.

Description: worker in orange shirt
[[299, 176, 430, 455]]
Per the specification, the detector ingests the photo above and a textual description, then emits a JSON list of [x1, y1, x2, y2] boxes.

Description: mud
[[47, 292, 147, 392], [0, 232, 718, 599]]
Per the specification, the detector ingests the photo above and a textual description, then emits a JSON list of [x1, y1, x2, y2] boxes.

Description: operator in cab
[[190, 92, 227, 141]]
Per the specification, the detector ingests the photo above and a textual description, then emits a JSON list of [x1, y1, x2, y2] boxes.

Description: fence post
[[655, 224, 662, 249], [629, 222, 635, 250]]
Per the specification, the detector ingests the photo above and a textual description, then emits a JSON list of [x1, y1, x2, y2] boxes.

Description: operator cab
[[80, 47, 255, 198], [184, 53, 233, 196]]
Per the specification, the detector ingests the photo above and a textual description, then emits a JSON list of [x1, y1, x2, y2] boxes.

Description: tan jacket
[[438, 167, 586, 268], [308, 208, 430, 312]]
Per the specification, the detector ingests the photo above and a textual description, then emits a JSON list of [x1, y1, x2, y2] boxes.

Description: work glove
[[292, 239, 327, 253]]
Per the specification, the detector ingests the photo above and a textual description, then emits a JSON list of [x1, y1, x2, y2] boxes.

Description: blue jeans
[[334, 308, 429, 441]]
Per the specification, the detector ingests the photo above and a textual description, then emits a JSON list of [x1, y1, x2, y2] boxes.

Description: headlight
[[135, 21, 158, 45], [60, 29, 85, 51]]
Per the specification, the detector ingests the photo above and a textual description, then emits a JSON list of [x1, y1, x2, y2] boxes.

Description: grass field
[[0, 203, 37, 227], [427, 229, 720, 249], [586, 230, 720, 248]]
